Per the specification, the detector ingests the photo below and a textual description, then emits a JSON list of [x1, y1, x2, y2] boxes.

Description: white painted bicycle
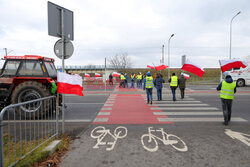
[[91, 126, 127, 151], [141, 127, 188, 152]]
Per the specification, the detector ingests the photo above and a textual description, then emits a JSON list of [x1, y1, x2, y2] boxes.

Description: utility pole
[[3, 48, 7, 56]]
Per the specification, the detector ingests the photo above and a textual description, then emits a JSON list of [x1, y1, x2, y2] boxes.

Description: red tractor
[[0, 55, 58, 116]]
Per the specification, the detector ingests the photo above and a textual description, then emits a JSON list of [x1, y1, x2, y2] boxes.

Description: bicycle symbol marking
[[91, 126, 127, 151], [141, 127, 188, 152]]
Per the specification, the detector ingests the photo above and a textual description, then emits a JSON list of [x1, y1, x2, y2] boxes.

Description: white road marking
[[93, 118, 109, 122], [104, 104, 114, 106], [101, 108, 112, 110], [149, 104, 209, 107], [107, 99, 115, 101], [154, 112, 222, 115], [91, 126, 127, 151], [158, 117, 247, 122], [152, 101, 201, 104], [141, 127, 188, 152], [106, 101, 115, 103], [151, 107, 219, 110], [145, 98, 195, 101], [225, 129, 250, 146], [98, 112, 110, 116]]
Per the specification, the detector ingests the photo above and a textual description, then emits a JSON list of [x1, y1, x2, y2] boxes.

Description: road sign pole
[[61, 8, 65, 134]]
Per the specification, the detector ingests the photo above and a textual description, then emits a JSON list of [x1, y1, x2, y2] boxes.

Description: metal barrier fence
[[0, 96, 58, 167]]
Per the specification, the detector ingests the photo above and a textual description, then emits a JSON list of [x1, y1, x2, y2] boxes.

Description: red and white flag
[[155, 64, 168, 71], [95, 73, 101, 77], [147, 65, 155, 69], [181, 73, 190, 79], [84, 73, 90, 78], [112, 72, 120, 77], [181, 60, 205, 77], [57, 72, 83, 96], [219, 59, 248, 73]]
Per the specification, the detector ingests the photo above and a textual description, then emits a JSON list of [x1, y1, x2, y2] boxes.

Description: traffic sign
[[48, 1, 74, 41], [54, 39, 74, 59]]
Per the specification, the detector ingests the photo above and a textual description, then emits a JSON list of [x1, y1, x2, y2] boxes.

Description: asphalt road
[[60, 85, 250, 167]]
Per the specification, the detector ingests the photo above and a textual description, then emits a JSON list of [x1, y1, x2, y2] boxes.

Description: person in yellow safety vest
[[137, 72, 143, 88], [143, 71, 154, 104], [130, 73, 136, 88], [168, 73, 178, 101], [216, 75, 237, 126], [120, 73, 126, 88]]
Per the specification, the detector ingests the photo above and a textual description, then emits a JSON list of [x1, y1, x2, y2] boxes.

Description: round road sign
[[54, 39, 74, 59]]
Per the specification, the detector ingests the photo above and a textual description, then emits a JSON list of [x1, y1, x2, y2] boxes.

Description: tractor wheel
[[11, 81, 51, 118]]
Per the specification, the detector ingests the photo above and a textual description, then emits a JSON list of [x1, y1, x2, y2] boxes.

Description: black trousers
[[179, 88, 185, 99], [221, 99, 233, 123]]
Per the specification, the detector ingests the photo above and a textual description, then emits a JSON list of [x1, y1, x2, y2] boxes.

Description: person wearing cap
[[179, 74, 187, 99], [143, 71, 154, 104], [168, 72, 178, 101], [217, 75, 237, 126]]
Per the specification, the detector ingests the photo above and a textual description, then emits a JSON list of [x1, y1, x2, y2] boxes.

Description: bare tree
[[108, 53, 132, 69]]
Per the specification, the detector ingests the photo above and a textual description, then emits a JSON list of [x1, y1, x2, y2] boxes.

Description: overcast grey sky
[[0, 0, 249, 68]]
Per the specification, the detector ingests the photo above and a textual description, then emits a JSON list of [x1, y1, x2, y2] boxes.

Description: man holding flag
[[216, 75, 237, 126]]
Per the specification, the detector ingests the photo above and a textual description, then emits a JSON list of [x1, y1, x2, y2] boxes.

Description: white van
[[226, 56, 250, 87]]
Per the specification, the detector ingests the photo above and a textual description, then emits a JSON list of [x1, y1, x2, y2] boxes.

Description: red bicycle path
[[93, 87, 172, 124]]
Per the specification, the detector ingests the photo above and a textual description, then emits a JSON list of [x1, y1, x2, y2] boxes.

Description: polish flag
[[95, 73, 101, 77], [147, 65, 155, 69], [57, 72, 83, 96], [219, 59, 248, 73], [112, 72, 120, 77], [181, 73, 190, 79], [181, 60, 205, 77], [155, 64, 168, 71], [84, 73, 90, 78]]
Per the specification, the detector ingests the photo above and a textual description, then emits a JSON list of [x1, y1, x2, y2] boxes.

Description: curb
[[43, 140, 62, 155]]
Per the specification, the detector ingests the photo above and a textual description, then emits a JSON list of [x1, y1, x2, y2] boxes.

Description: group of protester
[[117, 72, 144, 88], [143, 71, 187, 104], [143, 71, 237, 126]]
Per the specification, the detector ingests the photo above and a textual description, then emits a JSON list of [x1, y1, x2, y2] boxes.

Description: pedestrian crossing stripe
[[149, 104, 209, 107], [152, 101, 201, 104], [157, 117, 247, 122], [153, 112, 222, 115], [150, 107, 219, 110]]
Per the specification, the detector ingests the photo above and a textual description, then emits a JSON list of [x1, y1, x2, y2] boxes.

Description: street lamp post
[[168, 34, 174, 79], [162, 44, 164, 64], [229, 11, 241, 59]]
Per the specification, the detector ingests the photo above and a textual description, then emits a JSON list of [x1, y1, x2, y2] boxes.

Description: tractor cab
[[0, 55, 57, 113]]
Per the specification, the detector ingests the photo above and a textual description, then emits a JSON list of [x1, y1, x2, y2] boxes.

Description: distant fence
[[0, 96, 58, 167]]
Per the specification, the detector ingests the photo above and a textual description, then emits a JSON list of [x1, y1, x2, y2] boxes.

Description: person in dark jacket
[[217, 75, 237, 126], [124, 73, 129, 88], [179, 74, 187, 99], [109, 73, 113, 86], [154, 74, 165, 101]]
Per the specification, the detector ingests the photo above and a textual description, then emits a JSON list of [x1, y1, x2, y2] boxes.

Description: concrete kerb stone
[[43, 140, 62, 155]]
